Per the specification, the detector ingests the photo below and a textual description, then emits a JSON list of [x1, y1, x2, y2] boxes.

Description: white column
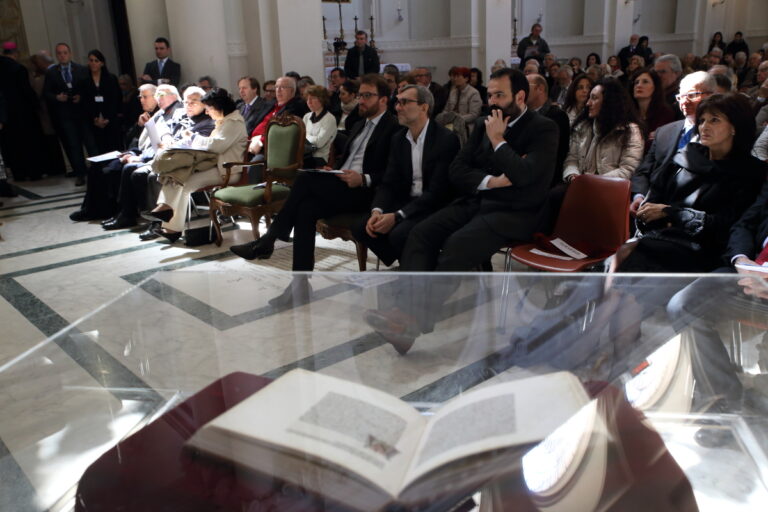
[[482, 0, 512, 72], [611, 0, 635, 56], [125, 0, 170, 79], [223, 0, 249, 90], [274, 0, 325, 80], [165, 0, 230, 88]]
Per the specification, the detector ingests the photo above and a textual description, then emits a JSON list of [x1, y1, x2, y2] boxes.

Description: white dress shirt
[[341, 111, 385, 186]]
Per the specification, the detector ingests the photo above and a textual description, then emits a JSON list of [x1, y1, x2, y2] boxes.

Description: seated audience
[[712, 72, 733, 93], [526, 73, 570, 183], [739, 52, 763, 90], [563, 78, 643, 182], [337, 80, 361, 133], [236, 76, 269, 135], [637, 36, 654, 65], [352, 84, 460, 267], [630, 68, 675, 151], [414, 67, 448, 117], [104, 86, 215, 232], [753, 125, 768, 162], [586, 52, 601, 67], [229, 74, 400, 276], [549, 64, 574, 106], [469, 67, 488, 105], [626, 54, 646, 77], [620, 93, 766, 273], [382, 64, 400, 114], [147, 88, 248, 241], [197, 75, 215, 92], [523, 59, 541, 76], [327, 67, 345, 118], [302, 85, 337, 168], [654, 54, 684, 117], [568, 57, 583, 76], [585, 64, 606, 83], [248, 76, 309, 156], [562, 73, 594, 125], [444, 66, 482, 130], [262, 80, 277, 103], [630, 71, 716, 218]]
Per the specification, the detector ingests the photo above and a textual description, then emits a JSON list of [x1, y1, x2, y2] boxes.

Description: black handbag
[[184, 225, 215, 246]]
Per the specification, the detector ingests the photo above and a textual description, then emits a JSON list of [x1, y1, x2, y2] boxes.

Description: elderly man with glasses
[[247, 76, 309, 156]]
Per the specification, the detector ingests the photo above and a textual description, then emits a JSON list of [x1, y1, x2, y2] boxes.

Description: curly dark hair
[[629, 68, 672, 134], [573, 77, 642, 143], [586, 52, 601, 66], [695, 93, 757, 158], [201, 88, 237, 116], [563, 73, 594, 113]]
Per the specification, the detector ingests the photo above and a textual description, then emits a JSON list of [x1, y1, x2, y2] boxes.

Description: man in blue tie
[[43, 42, 91, 185], [630, 71, 716, 218], [140, 37, 181, 86]]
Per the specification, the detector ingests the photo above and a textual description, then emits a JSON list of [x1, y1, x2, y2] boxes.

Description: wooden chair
[[209, 112, 305, 245]]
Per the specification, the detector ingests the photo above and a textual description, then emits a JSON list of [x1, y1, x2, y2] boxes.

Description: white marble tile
[[0, 297, 48, 367]]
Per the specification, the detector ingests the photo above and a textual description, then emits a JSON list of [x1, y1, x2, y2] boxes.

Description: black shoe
[[155, 228, 181, 243], [230, 237, 275, 260], [139, 221, 161, 241], [74, 176, 86, 186], [268, 277, 312, 308], [103, 215, 137, 230], [146, 209, 173, 222], [0, 181, 17, 197], [69, 210, 93, 222], [101, 216, 118, 226]]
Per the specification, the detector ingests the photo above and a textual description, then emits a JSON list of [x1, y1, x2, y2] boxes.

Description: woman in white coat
[[148, 88, 248, 241]]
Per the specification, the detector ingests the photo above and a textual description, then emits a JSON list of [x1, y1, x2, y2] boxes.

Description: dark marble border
[[0, 202, 82, 219], [8, 185, 43, 200], [0, 194, 85, 211], [0, 231, 138, 261]]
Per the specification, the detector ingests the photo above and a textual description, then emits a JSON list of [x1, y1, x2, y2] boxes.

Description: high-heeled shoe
[[147, 209, 174, 223]]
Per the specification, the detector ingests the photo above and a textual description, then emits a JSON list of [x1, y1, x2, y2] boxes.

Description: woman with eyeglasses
[[83, 49, 122, 152], [619, 93, 767, 273], [630, 68, 675, 153], [563, 78, 644, 182]]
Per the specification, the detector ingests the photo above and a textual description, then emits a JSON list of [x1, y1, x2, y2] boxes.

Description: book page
[[404, 372, 588, 485], [187, 369, 426, 497], [144, 117, 161, 149]]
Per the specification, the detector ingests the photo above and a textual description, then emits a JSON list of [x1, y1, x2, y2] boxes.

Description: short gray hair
[[709, 47, 724, 56], [655, 54, 682, 74], [400, 84, 434, 116], [277, 76, 297, 90], [156, 83, 180, 98], [680, 71, 716, 94], [139, 83, 157, 94], [183, 86, 206, 100], [560, 64, 574, 78]]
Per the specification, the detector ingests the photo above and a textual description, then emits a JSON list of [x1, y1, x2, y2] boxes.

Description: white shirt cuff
[[372, 207, 383, 214], [364, 174, 371, 187], [494, 141, 507, 152], [478, 175, 493, 191], [397, 209, 406, 219], [633, 194, 645, 202], [731, 254, 748, 265]]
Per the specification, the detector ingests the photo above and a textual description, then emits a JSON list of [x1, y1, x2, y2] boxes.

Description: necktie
[[756, 244, 768, 265], [358, 51, 365, 77], [677, 127, 694, 150], [63, 65, 72, 85], [242, 103, 251, 117], [158, 59, 165, 76]]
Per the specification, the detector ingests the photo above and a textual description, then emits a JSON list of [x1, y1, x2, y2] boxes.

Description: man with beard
[[365, 68, 559, 354]]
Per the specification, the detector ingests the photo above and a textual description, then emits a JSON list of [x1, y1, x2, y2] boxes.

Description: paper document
[[530, 248, 573, 261], [144, 117, 172, 150], [550, 238, 588, 260], [735, 263, 768, 274], [299, 168, 344, 174], [87, 151, 122, 163]]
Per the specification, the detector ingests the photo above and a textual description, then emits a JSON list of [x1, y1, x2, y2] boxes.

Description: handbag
[[184, 224, 215, 247], [152, 149, 218, 186]]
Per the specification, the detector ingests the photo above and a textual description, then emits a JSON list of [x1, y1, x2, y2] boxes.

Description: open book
[[186, 369, 588, 511]]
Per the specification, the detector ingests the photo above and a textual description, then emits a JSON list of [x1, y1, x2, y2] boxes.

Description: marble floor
[[1, 177, 767, 512]]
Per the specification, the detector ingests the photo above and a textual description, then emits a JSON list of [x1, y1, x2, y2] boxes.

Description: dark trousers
[[667, 268, 768, 401], [131, 166, 160, 213], [54, 115, 91, 177], [351, 213, 426, 267], [271, 172, 372, 271], [79, 158, 122, 218], [117, 164, 157, 219]]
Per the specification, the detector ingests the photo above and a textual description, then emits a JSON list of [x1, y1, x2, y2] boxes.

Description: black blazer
[[429, 82, 448, 117], [450, 110, 559, 215], [643, 144, 767, 268], [538, 103, 570, 185], [631, 119, 685, 197], [237, 96, 269, 134], [373, 121, 460, 218], [43, 61, 89, 116], [142, 58, 181, 86], [726, 180, 768, 262], [334, 112, 400, 188], [343, 45, 380, 79], [82, 72, 122, 123]]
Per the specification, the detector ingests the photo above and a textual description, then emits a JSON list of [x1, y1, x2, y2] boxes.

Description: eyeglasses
[[275, 85, 293, 90], [357, 92, 379, 100], [395, 98, 420, 106], [184, 100, 202, 105], [264, 89, 276, 93], [675, 91, 709, 102]]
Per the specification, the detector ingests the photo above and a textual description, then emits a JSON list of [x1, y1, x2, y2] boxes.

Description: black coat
[[726, 180, 768, 262], [538, 102, 570, 185], [142, 58, 181, 86], [82, 72, 122, 124], [631, 119, 685, 198], [373, 121, 460, 218], [449, 110, 559, 233], [43, 61, 89, 119], [334, 112, 400, 188], [343, 45, 380, 79], [640, 143, 767, 270], [237, 96, 269, 134]]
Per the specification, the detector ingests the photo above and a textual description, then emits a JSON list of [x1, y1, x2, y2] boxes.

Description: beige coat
[[563, 120, 644, 181], [444, 84, 482, 125], [193, 110, 248, 176]]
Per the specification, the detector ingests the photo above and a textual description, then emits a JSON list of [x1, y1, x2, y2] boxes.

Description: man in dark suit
[[140, 37, 181, 86], [630, 71, 716, 217], [526, 73, 569, 184], [230, 74, 400, 272], [666, 180, 768, 424], [344, 31, 380, 80], [413, 67, 448, 118], [352, 84, 460, 266], [366, 69, 559, 354], [236, 76, 269, 135], [618, 34, 640, 71], [43, 42, 91, 185]]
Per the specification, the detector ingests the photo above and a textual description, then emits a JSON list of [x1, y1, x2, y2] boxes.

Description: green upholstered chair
[[209, 112, 305, 245]]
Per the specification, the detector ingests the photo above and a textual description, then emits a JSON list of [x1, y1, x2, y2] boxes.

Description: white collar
[[507, 106, 528, 128], [406, 119, 430, 145]]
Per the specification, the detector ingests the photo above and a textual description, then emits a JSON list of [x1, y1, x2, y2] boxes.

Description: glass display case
[[1, 271, 767, 511]]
